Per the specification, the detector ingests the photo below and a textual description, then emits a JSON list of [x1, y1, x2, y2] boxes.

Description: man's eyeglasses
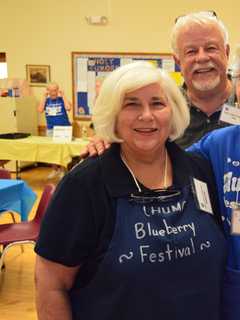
[[175, 10, 217, 24], [129, 189, 182, 204]]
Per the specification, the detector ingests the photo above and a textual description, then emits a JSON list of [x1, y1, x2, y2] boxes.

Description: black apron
[[70, 186, 226, 320]]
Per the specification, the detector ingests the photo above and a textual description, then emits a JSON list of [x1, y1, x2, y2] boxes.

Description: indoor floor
[[0, 165, 61, 320]]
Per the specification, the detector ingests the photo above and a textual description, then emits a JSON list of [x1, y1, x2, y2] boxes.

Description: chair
[[0, 184, 55, 271], [0, 168, 11, 179]]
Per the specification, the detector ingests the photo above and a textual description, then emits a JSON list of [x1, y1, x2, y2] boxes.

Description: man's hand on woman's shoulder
[[79, 136, 111, 159]]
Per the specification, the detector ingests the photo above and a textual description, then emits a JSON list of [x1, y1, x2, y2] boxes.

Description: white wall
[[1, 0, 239, 125]]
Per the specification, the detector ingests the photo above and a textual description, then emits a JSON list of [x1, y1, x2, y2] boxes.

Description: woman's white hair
[[92, 61, 189, 142], [231, 44, 240, 78], [171, 11, 229, 57]]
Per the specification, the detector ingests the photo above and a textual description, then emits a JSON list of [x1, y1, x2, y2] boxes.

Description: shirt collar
[[181, 79, 236, 112]]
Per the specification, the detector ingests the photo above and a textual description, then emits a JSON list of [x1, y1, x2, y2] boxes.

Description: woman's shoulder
[[66, 144, 121, 185], [168, 140, 212, 174], [185, 150, 213, 177], [185, 150, 210, 165], [66, 155, 102, 184]]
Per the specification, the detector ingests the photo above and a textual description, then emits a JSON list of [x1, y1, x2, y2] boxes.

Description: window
[[0, 53, 8, 79]]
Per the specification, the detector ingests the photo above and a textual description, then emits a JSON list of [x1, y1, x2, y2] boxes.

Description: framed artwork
[[71, 52, 182, 120], [26, 64, 51, 87]]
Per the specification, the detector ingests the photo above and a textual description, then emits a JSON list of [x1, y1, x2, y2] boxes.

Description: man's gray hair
[[171, 11, 229, 57]]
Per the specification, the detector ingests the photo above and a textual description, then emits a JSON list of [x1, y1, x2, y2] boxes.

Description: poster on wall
[[72, 52, 182, 120]]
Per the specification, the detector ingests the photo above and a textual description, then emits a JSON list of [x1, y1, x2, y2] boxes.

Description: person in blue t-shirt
[[38, 82, 72, 178], [188, 44, 240, 320], [188, 125, 240, 320]]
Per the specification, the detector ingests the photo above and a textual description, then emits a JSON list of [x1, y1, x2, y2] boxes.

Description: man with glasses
[[83, 11, 237, 154], [172, 11, 236, 148]]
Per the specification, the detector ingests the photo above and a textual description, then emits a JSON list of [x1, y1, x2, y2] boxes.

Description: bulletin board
[[72, 52, 182, 120]]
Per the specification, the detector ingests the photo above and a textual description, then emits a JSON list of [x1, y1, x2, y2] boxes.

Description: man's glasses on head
[[174, 10, 217, 24]]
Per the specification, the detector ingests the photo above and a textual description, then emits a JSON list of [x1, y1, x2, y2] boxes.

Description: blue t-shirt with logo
[[188, 125, 240, 270], [44, 97, 70, 129]]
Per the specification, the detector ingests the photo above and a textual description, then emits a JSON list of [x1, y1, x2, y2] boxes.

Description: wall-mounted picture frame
[[26, 64, 51, 87], [71, 52, 182, 120]]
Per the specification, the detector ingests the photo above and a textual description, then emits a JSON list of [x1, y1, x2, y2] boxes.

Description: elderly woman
[[35, 61, 226, 320], [231, 44, 240, 106]]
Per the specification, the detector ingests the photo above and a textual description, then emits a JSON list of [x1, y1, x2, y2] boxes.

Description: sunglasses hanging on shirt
[[121, 151, 182, 204], [129, 189, 182, 204]]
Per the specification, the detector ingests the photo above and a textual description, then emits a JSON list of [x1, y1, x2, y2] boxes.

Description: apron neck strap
[[120, 150, 168, 192]]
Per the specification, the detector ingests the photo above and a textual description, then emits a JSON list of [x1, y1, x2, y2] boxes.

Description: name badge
[[219, 104, 240, 125], [48, 107, 57, 116], [231, 206, 240, 235], [192, 178, 213, 214]]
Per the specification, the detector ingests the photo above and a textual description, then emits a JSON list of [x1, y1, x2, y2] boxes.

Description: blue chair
[[0, 168, 16, 222]]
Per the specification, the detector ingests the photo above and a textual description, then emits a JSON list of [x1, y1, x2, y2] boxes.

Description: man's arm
[[59, 90, 72, 111], [236, 78, 240, 106], [38, 91, 48, 113], [35, 255, 80, 320]]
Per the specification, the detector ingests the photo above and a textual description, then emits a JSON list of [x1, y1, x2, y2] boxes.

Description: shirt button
[[206, 119, 211, 123]]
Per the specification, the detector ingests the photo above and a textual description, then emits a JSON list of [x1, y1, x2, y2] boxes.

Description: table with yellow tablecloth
[[0, 136, 89, 168]]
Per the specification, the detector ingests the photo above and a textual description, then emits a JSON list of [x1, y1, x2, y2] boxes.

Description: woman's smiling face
[[115, 83, 172, 156]]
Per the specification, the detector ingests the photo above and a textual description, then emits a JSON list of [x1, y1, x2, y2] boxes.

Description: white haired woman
[[231, 44, 240, 106], [35, 61, 226, 320]]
